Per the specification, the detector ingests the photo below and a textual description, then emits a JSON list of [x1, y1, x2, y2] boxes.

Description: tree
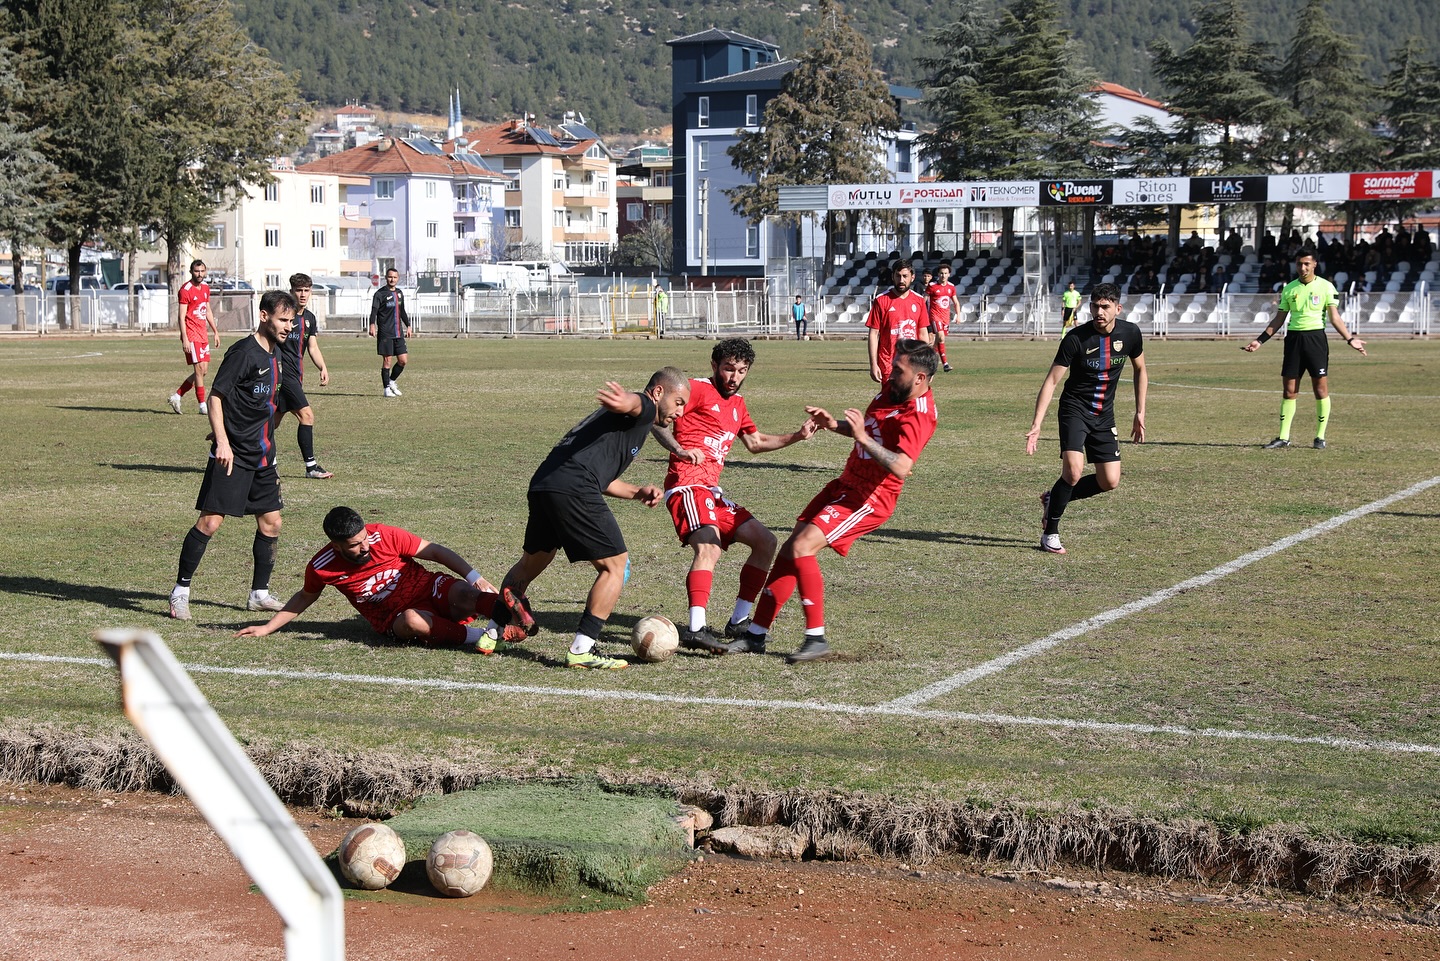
[[611, 217, 673, 273], [1150, 0, 1285, 174], [0, 29, 61, 305], [725, 0, 899, 267], [127, 0, 307, 301], [1379, 40, 1440, 223]]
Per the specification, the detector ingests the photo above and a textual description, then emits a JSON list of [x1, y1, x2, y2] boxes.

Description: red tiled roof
[[447, 120, 594, 158], [1093, 82, 1166, 110], [297, 138, 505, 180]]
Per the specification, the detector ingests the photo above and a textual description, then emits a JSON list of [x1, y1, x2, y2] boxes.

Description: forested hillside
[[233, 0, 1438, 134]]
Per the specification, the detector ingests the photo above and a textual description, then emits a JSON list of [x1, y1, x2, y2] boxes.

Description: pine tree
[[725, 0, 900, 265], [917, 0, 1010, 181], [1378, 40, 1440, 223], [1150, 0, 1285, 173], [0, 30, 60, 300]]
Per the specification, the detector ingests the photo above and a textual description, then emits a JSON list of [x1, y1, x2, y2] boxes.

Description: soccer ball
[[426, 830, 493, 897], [631, 614, 679, 662], [337, 822, 407, 890]]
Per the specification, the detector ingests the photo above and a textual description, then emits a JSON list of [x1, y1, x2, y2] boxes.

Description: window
[[626, 202, 644, 221], [424, 181, 436, 199], [264, 226, 280, 248], [554, 210, 566, 227], [697, 141, 709, 172], [554, 176, 566, 191], [599, 211, 608, 229], [697, 97, 710, 128], [374, 219, 395, 240], [311, 228, 326, 248], [746, 95, 758, 126], [310, 183, 325, 205], [746, 224, 759, 259], [653, 170, 670, 187], [206, 224, 225, 249], [425, 221, 439, 239], [425, 257, 437, 271], [265, 272, 281, 288], [505, 209, 520, 228], [503, 158, 520, 173], [264, 183, 279, 202], [375, 178, 395, 199], [454, 221, 467, 239], [596, 177, 608, 194]]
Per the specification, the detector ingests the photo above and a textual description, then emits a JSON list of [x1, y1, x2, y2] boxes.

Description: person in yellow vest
[[653, 284, 670, 334], [1060, 281, 1081, 331], [1243, 248, 1367, 450]]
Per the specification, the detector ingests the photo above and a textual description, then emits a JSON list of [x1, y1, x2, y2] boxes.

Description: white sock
[[570, 634, 597, 655], [688, 606, 706, 632], [806, 626, 826, 637], [171, 584, 189, 596], [730, 599, 754, 624]]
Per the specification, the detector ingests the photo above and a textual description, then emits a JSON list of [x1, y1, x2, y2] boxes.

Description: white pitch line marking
[[884, 475, 1440, 710], [4, 651, 1438, 757], [1150, 381, 1440, 400]]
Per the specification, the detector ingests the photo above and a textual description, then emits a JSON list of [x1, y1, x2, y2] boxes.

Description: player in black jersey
[[278, 274, 333, 478], [169, 290, 298, 619], [368, 268, 412, 397], [482, 369, 690, 670], [1024, 282, 1147, 555]]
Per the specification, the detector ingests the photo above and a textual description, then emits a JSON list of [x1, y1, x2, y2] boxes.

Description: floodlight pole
[[93, 629, 345, 961]]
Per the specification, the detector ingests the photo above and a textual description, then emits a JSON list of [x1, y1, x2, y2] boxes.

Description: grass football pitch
[[1, 333, 1437, 847]]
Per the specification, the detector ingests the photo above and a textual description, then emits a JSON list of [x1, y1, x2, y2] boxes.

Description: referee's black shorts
[[1280, 328, 1329, 380], [523, 486, 627, 563]]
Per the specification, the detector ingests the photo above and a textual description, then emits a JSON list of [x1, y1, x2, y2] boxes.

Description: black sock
[[297, 424, 315, 464], [1045, 478, 1076, 535], [390, 362, 405, 382], [1071, 475, 1103, 501], [177, 527, 212, 586], [251, 532, 279, 592], [381, 367, 391, 388], [577, 609, 606, 640]]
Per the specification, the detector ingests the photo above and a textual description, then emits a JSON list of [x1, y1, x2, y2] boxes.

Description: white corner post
[[94, 629, 344, 961]]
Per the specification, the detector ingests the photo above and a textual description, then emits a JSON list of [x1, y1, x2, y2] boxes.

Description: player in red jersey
[[236, 506, 525, 652], [734, 339, 940, 664], [925, 262, 957, 373], [649, 338, 818, 653], [168, 260, 221, 415], [865, 262, 931, 384]]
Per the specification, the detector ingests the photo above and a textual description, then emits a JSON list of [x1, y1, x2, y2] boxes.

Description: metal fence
[[3, 284, 1431, 340]]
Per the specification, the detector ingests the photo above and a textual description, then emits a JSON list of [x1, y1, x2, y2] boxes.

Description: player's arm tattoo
[[650, 424, 685, 454], [853, 431, 900, 470]]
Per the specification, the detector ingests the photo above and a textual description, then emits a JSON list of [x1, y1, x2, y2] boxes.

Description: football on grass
[[426, 830, 493, 897], [631, 614, 679, 662], [338, 823, 407, 890]]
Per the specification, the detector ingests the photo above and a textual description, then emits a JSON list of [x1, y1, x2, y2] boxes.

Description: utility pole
[[699, 178, 709, 277]]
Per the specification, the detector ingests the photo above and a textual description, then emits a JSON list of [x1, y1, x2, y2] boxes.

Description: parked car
[[46, 276, 106, 294], [210, 279, 254, 290], [0, 283, 42, 294], [463, 280, 502, 291]]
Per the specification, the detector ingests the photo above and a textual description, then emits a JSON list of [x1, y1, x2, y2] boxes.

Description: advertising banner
[[1348, 171, 1432, 202], [1112, 178, 1186, 205], [1268, 173, 1349, 203], [1189, 177, 1269, 204], [1038, 180, 1112, 206]]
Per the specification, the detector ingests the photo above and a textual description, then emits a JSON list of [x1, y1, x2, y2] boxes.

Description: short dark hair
[[323, 506, 365, 541], [189, 259, 205, 271], [646, 366, 687, 392], [259, 289, 298, 316], [1090, 282, 1122, 304], [1296, 246, 1319, 261], [289, 272, 312, 290], [894, 338, 939, 378], [712, 337, 755, 367]]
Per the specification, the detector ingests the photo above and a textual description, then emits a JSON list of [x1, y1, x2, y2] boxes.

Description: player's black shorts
[[523, 486, 626, 563], [195, 459, 284, 516], [1280, 328, 1329, 380], [376, 335, 408, 357], [276, 376, 309, 416], [1057, 407, 1121, 464]]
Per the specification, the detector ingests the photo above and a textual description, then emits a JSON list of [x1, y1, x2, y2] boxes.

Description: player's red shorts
[[796, 478, 893, 557], [930, 314, 951, 336], [183, 339, 211, 365], [666, 485, 756, 548], [371, 570, 459, 635]]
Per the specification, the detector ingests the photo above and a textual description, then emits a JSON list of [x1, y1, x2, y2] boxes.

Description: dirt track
[[2, 783, 1437, 961]]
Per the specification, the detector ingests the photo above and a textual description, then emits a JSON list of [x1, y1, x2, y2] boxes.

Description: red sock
[[195, 384, 206, 403], [937, 341, 948, 364], [736, 562, 768, 603], [178, 380, 193, 396], [751, 556, 797, 630], [686, 569, 713, 610], [425, 616, 467, 648], [793, 554, 825, 631], [473, 590, 499, 619]]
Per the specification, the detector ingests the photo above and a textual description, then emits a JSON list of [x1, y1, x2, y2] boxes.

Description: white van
[[496, 261, 573, 289], [456, 264, 531, 291]]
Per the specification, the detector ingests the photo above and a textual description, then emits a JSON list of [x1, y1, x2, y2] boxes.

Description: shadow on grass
[[1142, 440, 1274, 449], [0, 573, 169, 614], [869, 527, 1035, 548], [724, 460, 835, 475], [103, 462, 203, 474], [1375, 510, 1439, 520], [56, 405, 174, 415]]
